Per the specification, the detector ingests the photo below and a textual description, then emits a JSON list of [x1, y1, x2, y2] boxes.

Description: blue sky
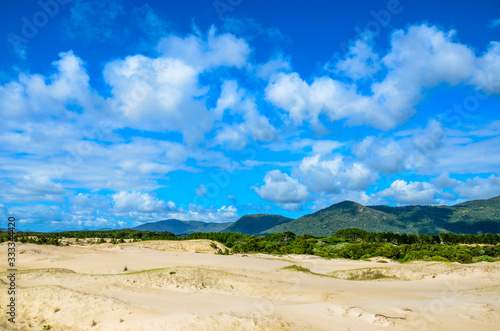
[[1, 0, 500, 231]]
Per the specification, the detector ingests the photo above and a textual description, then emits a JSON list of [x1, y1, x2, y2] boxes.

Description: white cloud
[[472, 41, 500, 94], [265, 138, 343, 155], [295, 154, 378, 193], [254, 170, 309, 205], [438, 136, 500, 174], [355, 120, 445, 174], [177, 204, 239, 223], [296, 155, 343, 193], [354, 137, 406, 174], [213, 80, 276, 149], [104, 55, 213, 144], [332, 38, 381, 80], [451, 174, 500, 200], [378, 180, 440, 204], [157, 26, 250, 71], [266, 24, 499, 131], [0, 51, 97, 121], [433, 172, 460, 188], [0, 174, 65, 203], [112, 191, 172, 213], [311, 140, 344, 155], [196, 184, 207, 197], [255, 54, 291, 79]]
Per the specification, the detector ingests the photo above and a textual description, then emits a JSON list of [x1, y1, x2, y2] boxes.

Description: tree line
[[2, 228, 499, 264]]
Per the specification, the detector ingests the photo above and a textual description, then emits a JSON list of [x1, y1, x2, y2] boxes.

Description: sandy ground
[[0, 240, 499, 330]]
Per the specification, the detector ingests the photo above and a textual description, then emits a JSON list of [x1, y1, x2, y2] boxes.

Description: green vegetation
[[11, 227, 497, 264], [346, 269, 390, 280], [0, 229, 176, 245], [282, 264, 313, 273], [181, 229, 500, 264], [262, 196, 500, 236]]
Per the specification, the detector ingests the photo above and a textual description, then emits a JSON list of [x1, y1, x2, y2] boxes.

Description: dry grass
[[346, 269, 391, 280]]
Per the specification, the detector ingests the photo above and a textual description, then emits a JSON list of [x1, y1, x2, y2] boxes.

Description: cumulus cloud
[[332, 38, 381, 80], [255, 54, 291, 79], [378, 180, 440, 204], [295, 154, 378, 193], [214, 80, 276, 149], [355, 120, 445, 174], [178, 204, 239, 223], [295, 155, 342, 193], [472, 41, 500, 94], [0, 174, 66, 203], [254, 170, 309, 207], [157, 26, 250, 71], [265, 24, 499, 131], [104, 55, 213, 144], [433, 172, 460, 188], [103, 29, 255, 146], [450, 174, 500, 200], [0, 51, 96, 121], [112, 191, 173, 213]]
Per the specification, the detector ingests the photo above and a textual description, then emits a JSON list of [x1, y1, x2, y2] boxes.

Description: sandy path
[[0, 241, 499, 330]]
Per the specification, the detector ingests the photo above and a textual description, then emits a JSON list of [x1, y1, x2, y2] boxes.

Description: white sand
[[1, 240, 499, 330]]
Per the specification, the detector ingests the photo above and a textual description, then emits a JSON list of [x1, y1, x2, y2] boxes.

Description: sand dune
[[1, 241, 499, 330]]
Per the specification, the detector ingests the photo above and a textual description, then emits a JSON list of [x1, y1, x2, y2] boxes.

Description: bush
[[282, 265, 312, 273], [477, 255, 496, 263], [430, 255, 449, 262], [347, 269, 389, 280], [454, 252, 472, 264]]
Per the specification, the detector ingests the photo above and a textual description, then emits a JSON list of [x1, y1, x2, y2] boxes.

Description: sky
[[1, 0, 500, 231]]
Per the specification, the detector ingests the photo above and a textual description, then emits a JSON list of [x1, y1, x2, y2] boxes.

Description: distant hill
[[133, 219, 233, 235], [262, 196, 500, 236], [223, 214, 294, 235], [261, 201, 403, 236], [132, 196, 500, 236]]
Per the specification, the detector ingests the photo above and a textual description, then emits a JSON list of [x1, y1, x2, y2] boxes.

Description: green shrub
[[347, 269, 389, 280], [430, 255, 449, 262], [282, 265, 312, 273], [454, 252, 472, 264], [477, 255, 495, 262]]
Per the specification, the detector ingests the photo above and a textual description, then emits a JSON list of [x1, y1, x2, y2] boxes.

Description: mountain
[[223, 214, 294, 235], [262, 196, 500, 236], [261, 201, 403, 236], [133, 219, 233, 235], [132, 196, 500, 236]]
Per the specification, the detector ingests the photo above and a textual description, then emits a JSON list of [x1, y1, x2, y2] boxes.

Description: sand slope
[[1, 241, 499, 330]]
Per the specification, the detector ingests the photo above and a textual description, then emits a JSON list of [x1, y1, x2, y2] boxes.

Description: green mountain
[[261, 201, 402, 236], [223, 214, 294, 235], [262, 196, 500, 236], [132, 219, 233, 235]]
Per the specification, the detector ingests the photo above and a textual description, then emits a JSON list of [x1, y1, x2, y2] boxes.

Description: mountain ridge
[[132, 195, 500, 236], [263, 195, 500, 236], [132, 219, 233, 235]]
